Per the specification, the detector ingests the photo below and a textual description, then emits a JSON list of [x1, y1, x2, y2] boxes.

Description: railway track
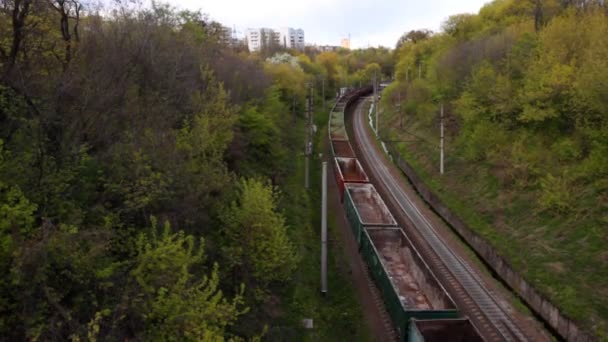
[[348, 96, 532, 342]]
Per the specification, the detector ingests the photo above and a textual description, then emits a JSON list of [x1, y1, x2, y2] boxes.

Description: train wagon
[[330, 139, 356, 158], [361, 227, 459, 341], [408, 318, 484, 342], [334, 157, 369, 202], [343, 183, 397, 244], [333, 102, 346, 112], [330, 110, 344, 128], [329, 110, 348, 141]]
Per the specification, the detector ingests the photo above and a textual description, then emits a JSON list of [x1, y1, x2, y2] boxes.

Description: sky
[[168, 0, 492, 49]]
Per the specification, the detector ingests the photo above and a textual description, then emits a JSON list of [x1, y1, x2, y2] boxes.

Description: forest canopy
[[0, 0, 392, 339]]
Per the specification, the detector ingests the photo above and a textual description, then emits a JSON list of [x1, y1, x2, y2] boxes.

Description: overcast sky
[[168, 0, 492, 48]]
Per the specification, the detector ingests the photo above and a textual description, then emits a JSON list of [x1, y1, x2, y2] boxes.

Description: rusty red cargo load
[[344, 183, 397, 244], [348, 184, 396, 225], [409, 318, 483, 342], [331, 139, 356, 158], [334, 157, 369, 202]]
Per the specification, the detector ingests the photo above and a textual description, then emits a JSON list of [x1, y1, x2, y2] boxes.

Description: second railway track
[[347, 95, 539, 342]]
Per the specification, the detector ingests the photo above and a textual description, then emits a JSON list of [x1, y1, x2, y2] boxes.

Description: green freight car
[[361, 227, 459, 341], [408, 318, 484, 342], [343, 183, 397, 245]]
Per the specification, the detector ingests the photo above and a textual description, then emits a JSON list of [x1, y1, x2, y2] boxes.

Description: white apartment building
[[246, 28, 276, 52], [277, 27, 305, 50], [246, 27, 305, 52]]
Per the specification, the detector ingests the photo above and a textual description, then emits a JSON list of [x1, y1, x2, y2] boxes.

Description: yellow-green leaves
[[221, 178, 298, 288], [131, 218, 246, 341]]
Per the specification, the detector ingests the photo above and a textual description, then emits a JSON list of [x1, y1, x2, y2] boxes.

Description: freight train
[[328, 89, 484, 342]]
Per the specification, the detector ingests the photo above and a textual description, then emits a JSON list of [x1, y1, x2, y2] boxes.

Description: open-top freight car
[[408, 318, 484, 342], [330, 139, 356, 158], [333, 102, 346, 113], [334, 157, 369, 202], [329, 110, 348, 141], [343, 183, 397, 244], [361, 227, 460, 341]]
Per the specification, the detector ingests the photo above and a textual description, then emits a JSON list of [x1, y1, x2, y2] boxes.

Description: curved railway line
[[345, 95, 544, 342]]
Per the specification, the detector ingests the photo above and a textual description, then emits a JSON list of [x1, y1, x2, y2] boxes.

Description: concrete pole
[[321, 161, 328, 295], [440, 103, 445, 175], [374, 72, 379, 135], [372, 71, 378, 135]]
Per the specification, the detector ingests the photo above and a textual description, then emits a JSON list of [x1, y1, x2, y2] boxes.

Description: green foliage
[[221, 178, 298, 289], [130, 218, 247, 341], [0, 0, 387, 338], [538, 173, 574, 213], [385, 1, 608, 337], [0, 140, 37, 242], [0, 140, 38, 332]]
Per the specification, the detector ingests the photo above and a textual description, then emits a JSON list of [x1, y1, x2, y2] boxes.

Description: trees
[[385, 2, 608, 337], [128, 219, 246, 341], [0, 0, 394, 337], [396, 29, 433, 49], [0, 3, 260, 339], [221, 178, 298, 292]]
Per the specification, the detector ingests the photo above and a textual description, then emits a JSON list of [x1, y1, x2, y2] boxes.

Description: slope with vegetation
[[0, 0, 392, 339], [382, 0, 608, 338]]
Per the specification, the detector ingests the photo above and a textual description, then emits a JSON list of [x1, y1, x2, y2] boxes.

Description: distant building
[[277, 27, 305, 50], [218, 25, 242, 47], [341, 37, 351, 50], [318, 45, 340, 52], [246, 28, 277, 52], [246, 27, 305, 52]]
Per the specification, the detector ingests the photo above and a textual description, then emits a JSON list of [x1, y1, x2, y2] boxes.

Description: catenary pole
[[321, 161, 328, 295], [373, 71, 378, 135]]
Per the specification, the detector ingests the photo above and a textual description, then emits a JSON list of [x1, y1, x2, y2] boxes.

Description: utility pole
[[406, 67, 409, 82], [373, 71, 378, 135], [377, 90, 380, 135], [418, 62, 422, 79], [440, 103, 445, 175], [320, 161, 328, 295]]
